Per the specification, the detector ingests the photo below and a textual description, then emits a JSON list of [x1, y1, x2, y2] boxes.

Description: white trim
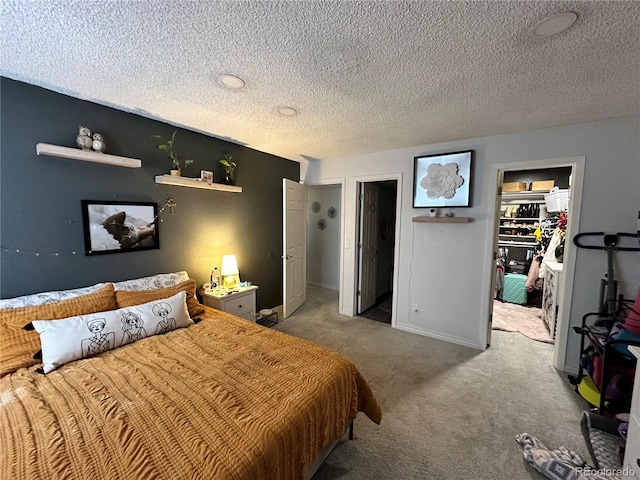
[[562, 364, 579, 375], [395, 323, 484, 350], [353, 173, 403, 327], [307, 280, 339, 291], [481, 156, 585, 370]]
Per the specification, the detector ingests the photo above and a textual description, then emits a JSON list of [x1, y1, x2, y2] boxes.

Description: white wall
[[306, 186, 341, 290], [304, 116, 640, 369]]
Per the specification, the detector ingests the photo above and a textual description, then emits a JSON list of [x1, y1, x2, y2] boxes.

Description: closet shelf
[[499, 234, 537, 239], [155, 174, 242, 192], [500, 217, 538, 221], [36, 143, 141, 168], [501, 192, 546, 201], [498, 241, 539, 247], [412, 216, 472, 223]]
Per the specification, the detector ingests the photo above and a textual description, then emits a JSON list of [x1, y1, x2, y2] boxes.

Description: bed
[[0, 273, 382, 479]]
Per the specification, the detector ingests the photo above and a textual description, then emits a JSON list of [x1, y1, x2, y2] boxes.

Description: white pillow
[[33, 291, 193, 373], [0, 283, 109, 308], [113, 271, 189, 291]]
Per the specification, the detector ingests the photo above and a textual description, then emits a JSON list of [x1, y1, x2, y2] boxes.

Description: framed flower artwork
[[412, 150, 473, 208]]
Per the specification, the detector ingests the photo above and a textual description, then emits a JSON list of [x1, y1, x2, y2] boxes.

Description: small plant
[[151, 131, 194, 174], [219, 153, 236, 176]]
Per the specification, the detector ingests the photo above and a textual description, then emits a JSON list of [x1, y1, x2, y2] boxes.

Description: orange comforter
[[1, 306, 381, 479]]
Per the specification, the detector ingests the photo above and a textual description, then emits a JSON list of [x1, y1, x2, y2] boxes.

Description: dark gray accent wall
[[0, 78, 299, 309]]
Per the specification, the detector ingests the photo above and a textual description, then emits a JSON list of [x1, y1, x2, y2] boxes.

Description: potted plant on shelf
[[219, 153, 237, 185], [151, 131, 194, 176]]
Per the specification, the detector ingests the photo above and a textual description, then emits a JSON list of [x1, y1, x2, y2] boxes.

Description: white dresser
[[201, 285, 258, 321], [623, 346, 640, 479]]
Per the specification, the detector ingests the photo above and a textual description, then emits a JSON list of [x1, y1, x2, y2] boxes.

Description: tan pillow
[[115, 279, 205, 318], [0, 283, 117, 376]]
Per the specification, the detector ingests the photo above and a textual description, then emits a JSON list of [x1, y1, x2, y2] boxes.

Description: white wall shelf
[[36, 143, 141, 168], [412, 216, 472, 223], [501, 191, 546, 203], [155, 174, 242, 193]]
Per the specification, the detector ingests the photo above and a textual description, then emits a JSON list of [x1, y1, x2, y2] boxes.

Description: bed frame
[[303, 422, 354, 480]]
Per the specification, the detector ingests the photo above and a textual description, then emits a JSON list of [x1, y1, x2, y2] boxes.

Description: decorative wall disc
[[328, 206, 337, 219], [311, 201, 321, 213], [317, 219, 327, 230]]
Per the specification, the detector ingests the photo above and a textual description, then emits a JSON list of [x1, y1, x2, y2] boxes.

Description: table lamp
[[221, 254, 240, 289]]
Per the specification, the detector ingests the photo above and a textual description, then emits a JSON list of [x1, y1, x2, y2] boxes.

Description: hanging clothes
[[495, 247, 508, 301], [526, 255, 544, 292]]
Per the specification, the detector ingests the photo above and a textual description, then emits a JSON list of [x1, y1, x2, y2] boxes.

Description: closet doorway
[[356, 180, 398, 325], [485, 156, 585, 372]]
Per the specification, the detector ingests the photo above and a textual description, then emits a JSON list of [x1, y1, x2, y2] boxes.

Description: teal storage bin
[[503, 273, 528, 305]]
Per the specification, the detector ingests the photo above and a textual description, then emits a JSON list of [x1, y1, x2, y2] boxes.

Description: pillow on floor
[[516, 433, 618, 480], [115, 279, 204, 317], [33, 291, 193, 373], [0, 284, 117, 376]]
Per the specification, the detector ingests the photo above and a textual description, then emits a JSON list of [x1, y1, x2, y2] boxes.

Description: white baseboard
[[394, 323, 484, 350], [307, 281, 339, 291], [561, 364, 579, 375]]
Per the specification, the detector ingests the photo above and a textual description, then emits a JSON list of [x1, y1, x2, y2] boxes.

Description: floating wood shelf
[[36, 143, 141, 168], [412, 216, 472, 223], [155, 174, 242, 193]]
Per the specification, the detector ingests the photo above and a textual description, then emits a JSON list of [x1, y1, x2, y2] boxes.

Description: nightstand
[[201, 285, 258, 321]]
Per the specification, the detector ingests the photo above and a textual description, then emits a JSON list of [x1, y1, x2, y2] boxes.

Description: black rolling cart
[[568, 232, 640, 414]]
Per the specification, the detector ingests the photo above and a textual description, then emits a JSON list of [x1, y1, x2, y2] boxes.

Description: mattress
[[1, 305, 382, 480], [503, 273, 528, 305]]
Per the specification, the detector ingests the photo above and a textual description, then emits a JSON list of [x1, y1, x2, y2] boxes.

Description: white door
[[283, 179, 306, 318], [357, 183, 379, 313]]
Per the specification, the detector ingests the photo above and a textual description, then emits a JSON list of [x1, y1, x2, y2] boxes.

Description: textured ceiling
[[2, 1, 639, 162]]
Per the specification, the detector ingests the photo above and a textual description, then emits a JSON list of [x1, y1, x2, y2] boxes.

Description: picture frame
[[81, 200, 159, 256], [200, 170, 214, 184], [412, 150, 473, 208]]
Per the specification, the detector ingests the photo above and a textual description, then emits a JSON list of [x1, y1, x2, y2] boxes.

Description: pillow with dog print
[[32, 291, 192, 373]]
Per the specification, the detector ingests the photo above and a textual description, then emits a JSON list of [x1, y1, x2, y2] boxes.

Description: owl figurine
[[91, 133, 106, 153], [76, 126, 93, 151]]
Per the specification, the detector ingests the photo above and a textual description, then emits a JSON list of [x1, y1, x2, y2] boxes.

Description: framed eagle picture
[[82, 200, 159, 255]]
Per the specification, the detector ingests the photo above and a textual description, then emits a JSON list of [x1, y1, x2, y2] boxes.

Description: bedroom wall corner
[[0, 77, 300, 310]]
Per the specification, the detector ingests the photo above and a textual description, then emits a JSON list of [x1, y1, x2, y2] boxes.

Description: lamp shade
[[221, 255, 239, 275]]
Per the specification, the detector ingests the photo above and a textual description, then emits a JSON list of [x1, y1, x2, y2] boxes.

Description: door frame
[[481, 156, 585, 371], [353, 173, 403, 327]]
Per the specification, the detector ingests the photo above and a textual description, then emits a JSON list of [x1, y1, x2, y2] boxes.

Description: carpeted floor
[[275, 286, 591, 480], [492, 300, 553, 344]]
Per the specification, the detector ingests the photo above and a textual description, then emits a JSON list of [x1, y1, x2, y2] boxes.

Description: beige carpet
[[492, 300, 553, 344], [275, 286, 590, 480]]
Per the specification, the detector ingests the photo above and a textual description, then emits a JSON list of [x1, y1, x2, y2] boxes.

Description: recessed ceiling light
[[218, 74, 245, 89], [277, 107, 298, 117], [531, 12, 578, 38]]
